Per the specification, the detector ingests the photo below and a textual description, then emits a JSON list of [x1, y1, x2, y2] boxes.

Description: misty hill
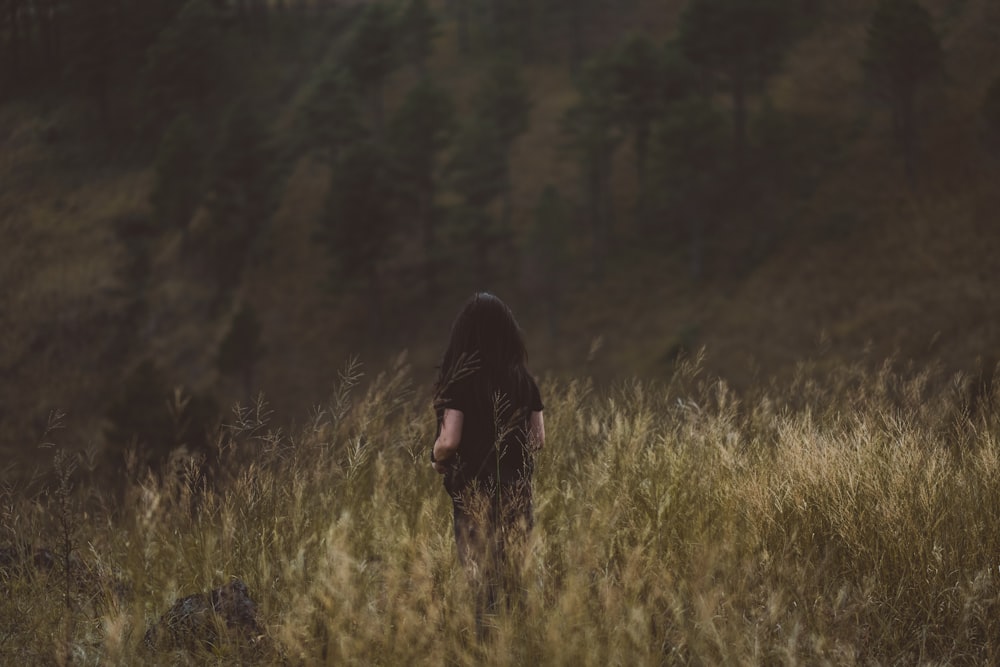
[[0, 0, 998, 469]]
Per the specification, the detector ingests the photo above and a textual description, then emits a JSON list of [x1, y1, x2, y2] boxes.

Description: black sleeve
[[439, 373, 473, 414]]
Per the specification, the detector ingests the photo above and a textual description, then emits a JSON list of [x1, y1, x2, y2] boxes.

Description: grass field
[[2, 353, 998, 664]]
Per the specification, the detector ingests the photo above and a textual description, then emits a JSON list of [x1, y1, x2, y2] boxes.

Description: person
[[431, 292, 545, 633]]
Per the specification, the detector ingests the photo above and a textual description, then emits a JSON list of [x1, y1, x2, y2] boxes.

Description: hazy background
[[1, 0, 997, 476]]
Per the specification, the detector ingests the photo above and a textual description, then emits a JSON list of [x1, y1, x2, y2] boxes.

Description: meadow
[[2, 353, 999, 665]]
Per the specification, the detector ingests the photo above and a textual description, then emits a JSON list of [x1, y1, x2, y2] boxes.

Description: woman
[[431, 292, 545, 627]]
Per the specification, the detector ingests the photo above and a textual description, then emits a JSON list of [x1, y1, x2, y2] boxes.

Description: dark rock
[[144, 579, 264, 651], [0, 545, 57, 575]]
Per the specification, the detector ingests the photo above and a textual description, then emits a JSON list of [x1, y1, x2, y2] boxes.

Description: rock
[[0, 545, 56, 575], [144, 579, 264, 651]]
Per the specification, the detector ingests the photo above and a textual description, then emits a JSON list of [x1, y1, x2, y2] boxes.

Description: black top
[[437, 370, 543, 495]]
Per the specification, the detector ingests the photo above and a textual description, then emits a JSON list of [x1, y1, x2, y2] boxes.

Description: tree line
[[4, 0, 999, 465]]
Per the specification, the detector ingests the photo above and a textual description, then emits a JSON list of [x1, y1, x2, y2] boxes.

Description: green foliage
[[488, 0, 537, 58], [200, 101, 278, 294], [679, 0, 794, 159], [611, 34, 661, 229], [863, 0, 943, 179], [981, 76, 1000, 157], [679, 0, 792, 84], [446, 118, 508, 282], [389, 78, 456, 292], [448, 119, 507, 212], [398, 0, 438, 75], [342, 2, 399, 134], [863, 0, 943, 100], [217, 303, 264, 394], [612, 34, 661, 139], [560, 53, 622, 269], [473, 56, 532, 150], [342, 2, 397, 94], [543, 0, 607, 71], [659, 40, 702, 108], [390, 78, 456, 203], [561, 55, 621, 183], [651, 97, 729, 279], [150, 113, 205, 231], [319, 141, 397, 294], [527, 185, 573, 335], [64, 0, 128, 122], [297, 64, 368, 161], [143, 0, 226, 124]]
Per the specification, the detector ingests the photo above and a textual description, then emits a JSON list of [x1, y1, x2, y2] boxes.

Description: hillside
[[1, 0, 998, 468]]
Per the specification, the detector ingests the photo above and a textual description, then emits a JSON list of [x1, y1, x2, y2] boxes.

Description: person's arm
[[529, 410, 545, 451], [432, 408, 463, 474]]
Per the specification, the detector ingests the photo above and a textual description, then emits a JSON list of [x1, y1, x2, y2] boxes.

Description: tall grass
[[2, 353, 998, 665]]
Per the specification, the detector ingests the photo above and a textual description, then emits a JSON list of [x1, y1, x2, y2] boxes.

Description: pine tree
[[472, 56, 531, 232], [863, 0, 943, 182], [389, 78, 456, 294], [143, 0, 226, 126], [200, 102, 277, 298], [560, 54, 622, 274], [651, 97, 728, 281], [297, 64, 368, 161], [528, 185, 571, 337], [342, 2, 398, 135], [611, 34, 661, 231], [679, 0, 793, 165], [66, 0, 125, 130], [983, 76, 1000, 158], [399, 0, 437, 77], [217, 303, 263, 396], [447, 118, 507, 284], [104, 359, 175, 455], [151, 113, 205, 232], [319, 141, 397, 329]]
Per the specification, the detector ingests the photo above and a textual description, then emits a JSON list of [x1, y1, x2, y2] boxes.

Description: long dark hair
[[434, 292, 531, 404]]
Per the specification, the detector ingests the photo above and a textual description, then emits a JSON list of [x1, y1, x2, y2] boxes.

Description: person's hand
[[432, 461, 449, 475]]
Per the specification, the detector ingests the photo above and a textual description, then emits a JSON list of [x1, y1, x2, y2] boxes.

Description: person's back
[[429, 292, 545, 636], [437, 362, 541, 494]]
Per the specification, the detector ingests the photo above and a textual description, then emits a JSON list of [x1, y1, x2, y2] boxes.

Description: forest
[[1, 0, 997, 467], [1, 0, 999, 661]]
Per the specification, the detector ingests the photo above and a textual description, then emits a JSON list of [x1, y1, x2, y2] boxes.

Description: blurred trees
[[447, 118, 508, 284], [651, 98, 728, 281], [151, 113, 205, 232], [561, 54, 622, 274], [983, 76, 1000, 158], [390, 78, 455, 294], [199, 103, 278, 300], [297, 64, 368, 161], [611, 35, 661, 231], [319, 141, 397, 328], [528, 186, 572, 337], [217, 303, 263, 396], [679, 0, 793, 165], [66, 0, 126, 129], [143, 0, 226, 126], [342, 2, 398, 135], [472, 57, 531, 231], [399, 0, 438, 77], [863, 0, 943, 182]]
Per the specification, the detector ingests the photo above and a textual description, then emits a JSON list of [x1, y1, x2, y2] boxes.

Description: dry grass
[[2, 353, 998, 664]]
